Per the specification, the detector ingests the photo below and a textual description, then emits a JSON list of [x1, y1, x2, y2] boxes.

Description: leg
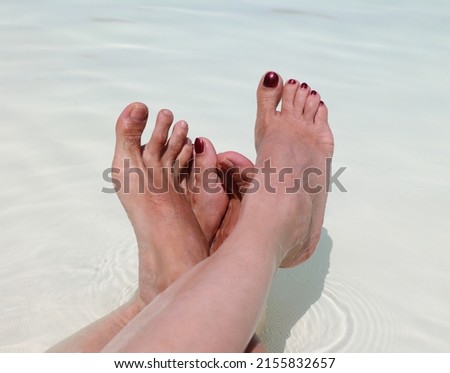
[[48, 105, 206, 351], [102, 72, 334, 352], [47, 104, 257, 352]]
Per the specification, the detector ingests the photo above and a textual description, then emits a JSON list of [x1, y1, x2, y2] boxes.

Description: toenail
[[194, 138, 204, 154], [178, 120, 188, 129], [300, 82, 308, 89], [311, 90, 317, 95], [287, 79, 297, 84], [263, 71, 279, 88], [319, 100, 324, 106], [130, 106, 148, 121]]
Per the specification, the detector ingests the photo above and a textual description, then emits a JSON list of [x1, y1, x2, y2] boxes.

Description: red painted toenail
[[287, 79, 297, 84], [320, 100, 324, 105], [263, 71, 279, 88], [194, 138, 204, 154], [311, 90, 317, 95], [300, 82, 308, 89]]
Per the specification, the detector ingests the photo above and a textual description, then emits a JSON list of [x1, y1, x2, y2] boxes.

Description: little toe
[[293, 82, 311, 116], [314, 101, 328, 125], [162, 120, 189, 166], [114, 102, 149, 162], [144, 109, 174, 161], [256, 71, 283, 118], [173, 138, 193, 187], [303, 90, 322, 122], [281, 79, 299, 112]]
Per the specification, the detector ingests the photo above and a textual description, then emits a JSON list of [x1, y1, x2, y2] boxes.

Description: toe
[[217, 151, 254, 170], [281, 79, 299, 112], [293, 82, 311, 116], [189, 137, 228, 242], [217, 151, 255, 197], [303, 90, 322, 122], [173, 137, 193, 185], [192, 138, 220, 191], [256, 71, 283, 118], [162, 120, 189, 166], [175, 138, 193, 170], [314, 101, 328, 124], [114, 102, 148, 163], [144, 109, 174, 161]]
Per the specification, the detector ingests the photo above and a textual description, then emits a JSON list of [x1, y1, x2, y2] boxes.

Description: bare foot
[[113, 103, 228, 306], [113, 103, 254, 307], [241, 72, 334, 267]]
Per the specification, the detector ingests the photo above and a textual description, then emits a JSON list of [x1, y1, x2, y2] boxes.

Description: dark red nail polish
[[311, 90, 317, 95], [287, 79, 296, 84], [194, 138, 204, 154], [300, 82, 308, 89], [263, 71, 279, 88], [320, 100, 324, 106]]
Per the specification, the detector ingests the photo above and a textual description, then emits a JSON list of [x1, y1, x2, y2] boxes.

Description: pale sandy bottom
[[1, 0, 449, 352]]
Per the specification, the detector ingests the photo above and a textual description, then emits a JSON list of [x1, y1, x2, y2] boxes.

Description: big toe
[[191, 137, 221, 194], [114, 102, 149, 162], [256, 71, 283, 118], [190, 137, 228, 242]]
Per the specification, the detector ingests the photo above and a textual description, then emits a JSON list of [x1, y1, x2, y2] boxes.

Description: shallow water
[[1, 0, 449, 352]]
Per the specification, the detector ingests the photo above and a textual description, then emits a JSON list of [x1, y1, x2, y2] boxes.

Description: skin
[[48, 104, 262, 352], [100, 71, 334, 352]]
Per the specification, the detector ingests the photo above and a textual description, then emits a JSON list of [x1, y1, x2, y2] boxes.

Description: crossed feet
[[112, 71, 334, 311], [113, 104, 253, 307]]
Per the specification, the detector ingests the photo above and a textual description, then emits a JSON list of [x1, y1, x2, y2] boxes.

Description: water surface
[[1, 0, 449, 352]]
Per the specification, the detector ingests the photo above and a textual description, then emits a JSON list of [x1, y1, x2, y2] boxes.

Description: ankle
[[219, 217, 283, 267]]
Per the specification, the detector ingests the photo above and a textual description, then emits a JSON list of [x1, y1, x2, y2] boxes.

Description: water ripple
[[285, 274, 397, 352]]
